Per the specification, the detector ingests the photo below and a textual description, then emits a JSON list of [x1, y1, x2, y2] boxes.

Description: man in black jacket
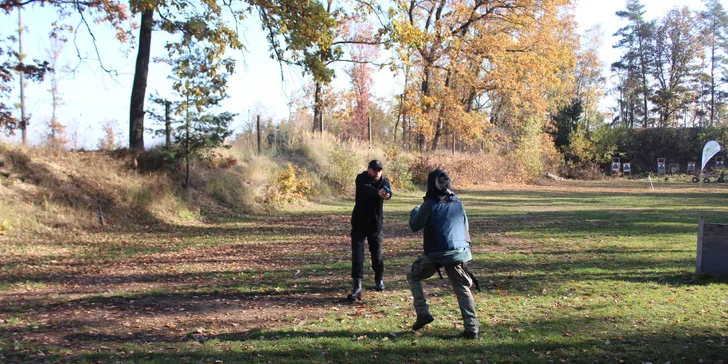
[[347, 159, 392, 301]]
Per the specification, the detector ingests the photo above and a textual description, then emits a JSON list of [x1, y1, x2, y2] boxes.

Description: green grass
[[1, 181, 727, 363]]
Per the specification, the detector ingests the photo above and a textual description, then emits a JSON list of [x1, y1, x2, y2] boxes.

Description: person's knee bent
[[406, 271, 417, 284]]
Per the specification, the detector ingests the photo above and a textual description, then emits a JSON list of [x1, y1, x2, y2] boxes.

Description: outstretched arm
[[409, 202, 430, 232]]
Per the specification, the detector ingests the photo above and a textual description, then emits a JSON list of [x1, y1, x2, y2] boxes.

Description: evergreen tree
[[700, 0, 728, 126], [613, 0, 654, 128], [148, 42, 234, 187], [553, 98, 583, 150]]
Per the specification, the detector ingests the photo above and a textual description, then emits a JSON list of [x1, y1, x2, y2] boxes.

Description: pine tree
[[700, 0, 728, 126], [613, 0, 655, 128], [148, 43, 234, 187]]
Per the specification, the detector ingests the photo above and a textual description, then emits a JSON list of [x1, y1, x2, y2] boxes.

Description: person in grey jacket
[[407, 168, 479, 339]]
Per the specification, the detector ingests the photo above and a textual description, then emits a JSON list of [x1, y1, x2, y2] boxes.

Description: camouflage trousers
[[406, 254, 479, 334]]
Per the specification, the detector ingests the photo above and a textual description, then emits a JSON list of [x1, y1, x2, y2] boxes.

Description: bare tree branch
[[72, 2, 121, 81]]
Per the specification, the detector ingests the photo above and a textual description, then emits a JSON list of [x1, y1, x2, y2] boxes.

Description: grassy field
[[1, 180, 727, 363]]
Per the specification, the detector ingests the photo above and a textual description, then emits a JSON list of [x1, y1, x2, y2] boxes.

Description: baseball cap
[[368, 160, 383, 170]]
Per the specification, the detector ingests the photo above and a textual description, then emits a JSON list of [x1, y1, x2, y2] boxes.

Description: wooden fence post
[[257, 115, 261, 155]]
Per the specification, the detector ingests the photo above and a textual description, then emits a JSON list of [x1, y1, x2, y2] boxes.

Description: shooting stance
[[407, 168, 479, 339], [347, 159, 392, 301]]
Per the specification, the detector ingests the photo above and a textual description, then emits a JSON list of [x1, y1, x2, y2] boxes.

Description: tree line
[[611, 0, 728, 129], [1, 0, 726, 162]]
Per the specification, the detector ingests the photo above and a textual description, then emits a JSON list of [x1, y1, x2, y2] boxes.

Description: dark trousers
[[351, 230, 383, 279]]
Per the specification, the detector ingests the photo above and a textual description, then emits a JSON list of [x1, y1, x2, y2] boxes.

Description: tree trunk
[[256, 115, 261, 155], [431, 72, 451, 150], [394, 94, 402, 143], [710, 43, 716, 126], [402, 117, 408, 149], [420, 63, 433, 151], [129, 8, 153, 151], [18, 7, 27, 146], [465, 89, 476, 113], [185, 104, 190, 189], [639, 28, 649, 129], [164, 100, 171, 148], [368, 116, 372, 148], [313, 81, 322, 132], [641, 73, 648, 128], [451, 132, 455, 155], [397, 66, 410, 146], [431, 107, 445, 150]]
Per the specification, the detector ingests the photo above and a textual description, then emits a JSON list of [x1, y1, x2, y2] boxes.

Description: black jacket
[[351, 171, 392, 233]]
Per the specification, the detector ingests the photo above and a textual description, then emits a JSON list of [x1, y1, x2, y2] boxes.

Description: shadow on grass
[[2, 219, 722, 300], [13, 318, 725, 363], [0, 270, 352, 312], [470, 209, 716, 237], [1, 245, 712, 294], [459, 187, 728, 205]]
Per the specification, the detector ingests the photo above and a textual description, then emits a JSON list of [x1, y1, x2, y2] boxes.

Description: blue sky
[[0, 0, 723, 149]]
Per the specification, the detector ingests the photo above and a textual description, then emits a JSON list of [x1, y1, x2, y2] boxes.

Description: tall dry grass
[[298, 132, 385, 195], [229, 130, 563, 198], [0, 127, 563, 239], [230, 132, 389, 198], [0, 142, 246, 238], [409, 150, 522, 187]]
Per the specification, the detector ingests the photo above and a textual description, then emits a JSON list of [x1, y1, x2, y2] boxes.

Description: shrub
[[409, 151, 520, 187], [514, 119, 550, 180], [136, 147, 179, 171], [559, 160, 605, 180], [0, 219, 10, 235], [409, 153, 437, 185], [384, 146, 416, 191], [266, 163, 316, 205], [209, 155, 237, 169], [327, 145, 361, 194], [205, 169, 245, 207]]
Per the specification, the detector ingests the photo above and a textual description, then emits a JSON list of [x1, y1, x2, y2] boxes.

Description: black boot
[[347, 278, 362, 301], [374, 274, 384, 291], [460, 331, 478, 340], [412, 313, 434, 331]]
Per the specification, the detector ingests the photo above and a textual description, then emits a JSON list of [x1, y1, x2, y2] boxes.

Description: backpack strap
[[435, 261, 480, 292], [462, 261, 481, 292]]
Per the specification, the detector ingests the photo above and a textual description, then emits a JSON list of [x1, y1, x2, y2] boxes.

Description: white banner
[[701, 140, 722, 172]]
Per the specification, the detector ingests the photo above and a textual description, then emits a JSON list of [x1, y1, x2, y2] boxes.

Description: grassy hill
[[0, 143, 245, 238]]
